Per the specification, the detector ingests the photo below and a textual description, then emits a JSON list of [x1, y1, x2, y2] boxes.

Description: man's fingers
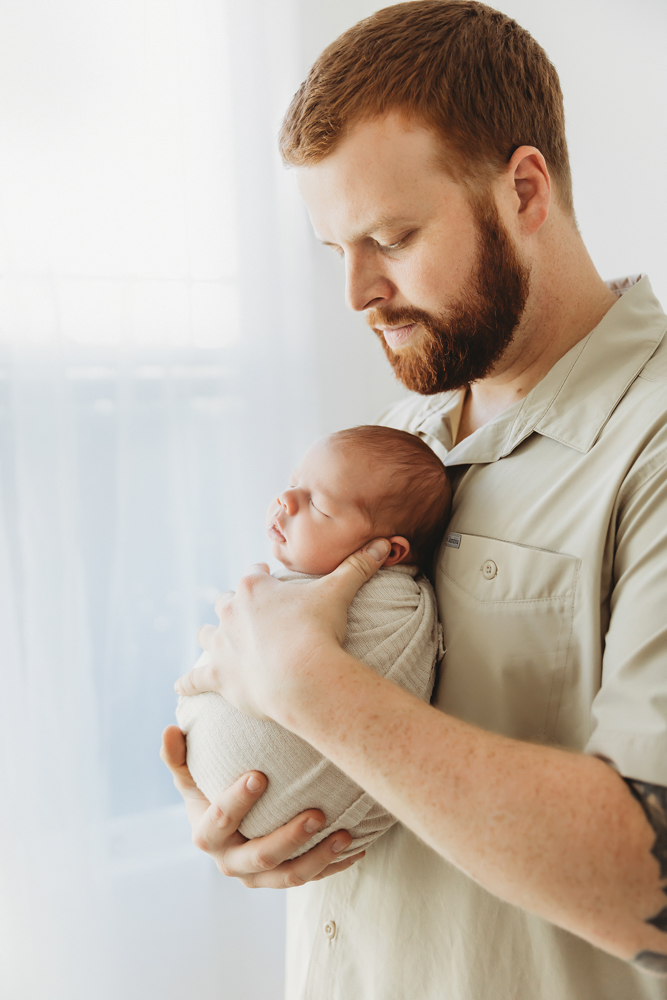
[[214, 590, 235, 617], [325, 538, 392, 605], [221, 808, 332, 877], [161, 724, 187, 770], [244, 562, 271, 576], [175, 657, 220, 696], [273, 830, 357, 884], [232, 817, 352, 889], [240, 827, 355, 888], [161, 725, 213, 830], [196, 623, 218, 649], [310, 850, 366, 881], [192, 771, 269, 854], [160, 725, 203, 801]]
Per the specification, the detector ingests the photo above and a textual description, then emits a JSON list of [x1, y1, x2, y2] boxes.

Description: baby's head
[[266, 425, 451, 576]]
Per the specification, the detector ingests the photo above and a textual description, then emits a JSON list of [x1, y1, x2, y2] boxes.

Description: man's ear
[[382, 536, 411, 567], [507, 145, 551, 235]]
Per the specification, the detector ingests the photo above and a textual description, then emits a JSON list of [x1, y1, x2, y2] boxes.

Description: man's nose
[[345, 250, 394, 312]]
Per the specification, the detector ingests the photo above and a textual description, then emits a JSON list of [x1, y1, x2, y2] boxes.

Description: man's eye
[[378, 232, 412, 253]]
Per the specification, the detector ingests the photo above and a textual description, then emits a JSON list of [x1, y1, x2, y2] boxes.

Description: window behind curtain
[[0, 2, 314, 997]]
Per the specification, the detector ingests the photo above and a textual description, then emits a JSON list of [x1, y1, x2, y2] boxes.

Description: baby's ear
[[383, 536, 411, 567]]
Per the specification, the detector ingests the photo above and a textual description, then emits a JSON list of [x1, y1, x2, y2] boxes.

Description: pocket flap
[[439, 533, 579, 604]]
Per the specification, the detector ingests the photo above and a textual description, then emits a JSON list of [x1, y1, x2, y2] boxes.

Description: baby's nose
[[277, 489, 297, 514]]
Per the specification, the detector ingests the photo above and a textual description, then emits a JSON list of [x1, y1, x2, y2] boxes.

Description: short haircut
[[280, 0, 573, 213], [330, 425, 451, 573]]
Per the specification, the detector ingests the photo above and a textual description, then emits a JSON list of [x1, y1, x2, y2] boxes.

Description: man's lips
[[377, 323, 418, 349], [268, 522, 286, 543]]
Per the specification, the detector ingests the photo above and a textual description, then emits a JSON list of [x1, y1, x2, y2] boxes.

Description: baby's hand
[[160, 725, 365, 886]]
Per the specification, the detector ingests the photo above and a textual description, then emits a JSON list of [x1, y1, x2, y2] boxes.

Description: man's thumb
[[365, 539, 392, 563], [328, 538, 392, 605]]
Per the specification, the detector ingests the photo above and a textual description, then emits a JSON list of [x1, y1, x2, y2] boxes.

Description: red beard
[[368, 196, 531, 395]]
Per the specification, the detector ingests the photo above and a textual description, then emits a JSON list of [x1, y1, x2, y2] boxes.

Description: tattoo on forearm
[[624, 778, 667, 974], [634, 951, 667, 975]]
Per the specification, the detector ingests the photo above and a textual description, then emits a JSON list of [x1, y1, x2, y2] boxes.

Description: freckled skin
[[168, 115, 667, 972]]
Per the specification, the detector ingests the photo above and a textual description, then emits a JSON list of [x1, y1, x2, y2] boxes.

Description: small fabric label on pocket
[[445, 532, 461, 549]]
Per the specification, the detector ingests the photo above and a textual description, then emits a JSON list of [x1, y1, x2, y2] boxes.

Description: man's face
[[296, 113, 530, 394]]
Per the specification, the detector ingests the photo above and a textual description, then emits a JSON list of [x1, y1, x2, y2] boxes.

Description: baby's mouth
[[268, 521, 286, 544]]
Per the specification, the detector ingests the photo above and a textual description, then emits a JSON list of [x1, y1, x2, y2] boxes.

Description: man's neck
[[456, 231, 619, 444]]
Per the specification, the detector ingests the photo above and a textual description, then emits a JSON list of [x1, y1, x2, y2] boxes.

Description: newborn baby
[[176, 425, 451, 859]]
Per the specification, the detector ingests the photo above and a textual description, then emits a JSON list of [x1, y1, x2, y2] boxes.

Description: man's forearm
[[276, 647, 667, 964]]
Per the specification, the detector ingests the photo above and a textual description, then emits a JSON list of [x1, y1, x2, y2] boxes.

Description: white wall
[[497, 0, 667, 304], [294, 0, 667, 435]]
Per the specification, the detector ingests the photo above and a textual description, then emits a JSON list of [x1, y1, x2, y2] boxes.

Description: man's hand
[[174, 539, 391, 722], [160, 726, 364, 887]]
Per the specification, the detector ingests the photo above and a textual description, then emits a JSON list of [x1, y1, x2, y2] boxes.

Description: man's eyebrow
[[318, 217, 417, 247]]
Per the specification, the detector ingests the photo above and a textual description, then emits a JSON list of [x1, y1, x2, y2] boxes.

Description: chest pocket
[[435, 533, 580, 742]]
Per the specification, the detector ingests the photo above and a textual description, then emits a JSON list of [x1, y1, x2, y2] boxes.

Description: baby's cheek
[[297, 527, 346, 575], [324, 527, 368, 570]]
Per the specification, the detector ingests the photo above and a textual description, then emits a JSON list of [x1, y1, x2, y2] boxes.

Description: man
[[162, 2, 667, 996]]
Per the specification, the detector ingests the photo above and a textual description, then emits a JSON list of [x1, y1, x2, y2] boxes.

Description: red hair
[[280, 0, 573, 212], [330, 425, 451, 573]]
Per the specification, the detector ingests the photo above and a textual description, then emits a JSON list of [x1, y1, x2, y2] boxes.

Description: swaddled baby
[[176, 425, 451, 859]]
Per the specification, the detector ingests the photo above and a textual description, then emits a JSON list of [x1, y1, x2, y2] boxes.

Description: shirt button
[[323, 920, 337, 940], [482, 559, 498, 580]]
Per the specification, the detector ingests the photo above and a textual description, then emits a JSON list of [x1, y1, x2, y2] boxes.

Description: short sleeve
[[585, 452, 667, 783]]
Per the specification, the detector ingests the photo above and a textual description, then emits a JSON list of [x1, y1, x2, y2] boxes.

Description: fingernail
[[366, 539, 391, 562], [331, 838, 347, 854], [304, 817, 323, 833], [246, 775, 263, 792]]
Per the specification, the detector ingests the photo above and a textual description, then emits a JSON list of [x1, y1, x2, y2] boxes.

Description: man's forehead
[[295, 114, 454, 241]]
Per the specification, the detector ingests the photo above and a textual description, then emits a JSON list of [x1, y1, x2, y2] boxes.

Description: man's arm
[[176, 548, 667, 968], [624, 779, 667, 973], [272, 641, 667, 966], [160, 724, 365, 887]]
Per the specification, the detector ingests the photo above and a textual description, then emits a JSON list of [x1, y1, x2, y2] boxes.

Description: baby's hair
[[329, 425, 451, 574]]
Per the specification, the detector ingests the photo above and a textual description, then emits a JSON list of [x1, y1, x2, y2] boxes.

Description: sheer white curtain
[[0, 2, 317, 997], [6, 1, 663, 997]]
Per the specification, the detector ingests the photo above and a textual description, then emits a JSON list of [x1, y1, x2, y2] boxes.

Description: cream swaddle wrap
[[176, 564, 442, 860]]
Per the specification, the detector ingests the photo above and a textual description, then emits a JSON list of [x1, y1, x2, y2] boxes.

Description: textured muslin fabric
[[176, 564, 442, 860]]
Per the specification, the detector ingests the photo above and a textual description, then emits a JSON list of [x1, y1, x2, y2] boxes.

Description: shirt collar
[[407, 275, 667, 466]]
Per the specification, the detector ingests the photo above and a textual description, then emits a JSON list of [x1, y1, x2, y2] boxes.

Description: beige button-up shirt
[[285, 275, 667, 1000]]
